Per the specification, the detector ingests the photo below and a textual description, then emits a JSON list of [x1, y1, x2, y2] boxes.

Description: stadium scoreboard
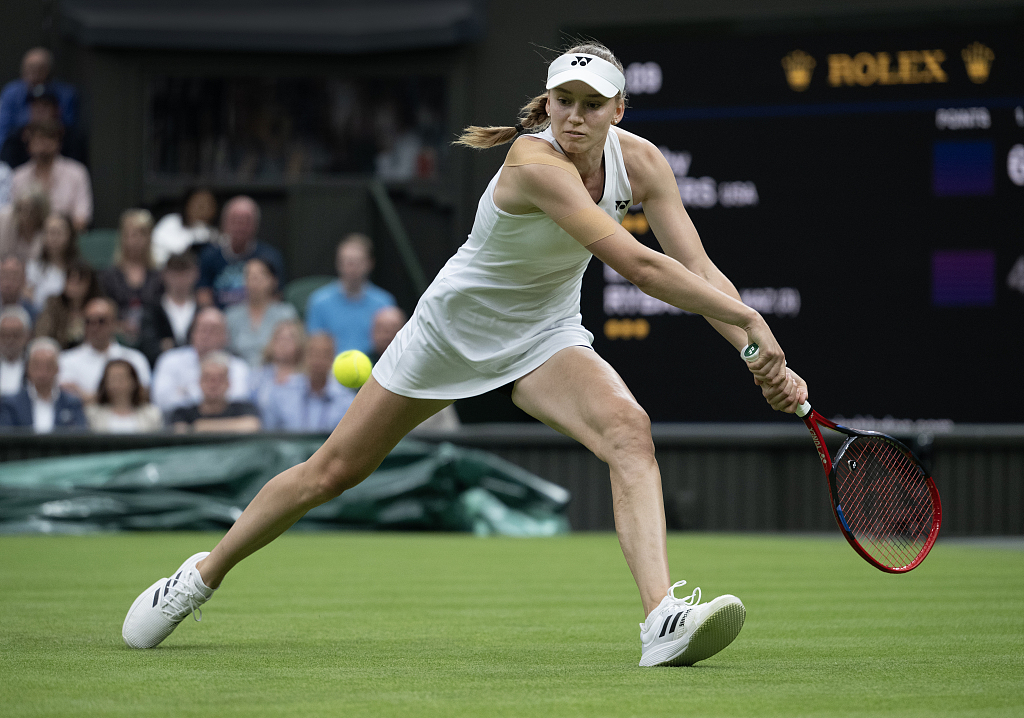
[[579, 13, 1024, 424]]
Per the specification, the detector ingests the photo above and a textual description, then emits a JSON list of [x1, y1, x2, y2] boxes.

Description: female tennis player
[[123, 42, 808, 667]]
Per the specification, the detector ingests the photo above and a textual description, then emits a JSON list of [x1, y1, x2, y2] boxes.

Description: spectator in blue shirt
[[197, 196, 285, 309], [261, 332, 354, 432], [305, 233, 395, 355], [0, 48, 79, 146]]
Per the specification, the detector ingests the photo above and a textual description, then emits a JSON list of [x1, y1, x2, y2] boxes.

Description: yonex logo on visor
[[546, 53, 626, 98]]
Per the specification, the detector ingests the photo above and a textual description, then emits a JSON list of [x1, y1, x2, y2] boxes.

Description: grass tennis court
[[2, 532, 1022, 717]]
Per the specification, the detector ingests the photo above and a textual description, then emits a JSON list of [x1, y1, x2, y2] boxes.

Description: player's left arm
[[623, 136, 746, 347], [622, 132, 806, 409]]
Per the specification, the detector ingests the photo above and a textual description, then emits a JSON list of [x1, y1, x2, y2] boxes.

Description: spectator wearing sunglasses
[[57, 297, 150, 404]]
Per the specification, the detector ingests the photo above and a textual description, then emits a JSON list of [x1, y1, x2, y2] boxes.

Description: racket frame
[[800, 407, 942, 573]]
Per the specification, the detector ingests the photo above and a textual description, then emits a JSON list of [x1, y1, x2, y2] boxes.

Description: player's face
[[546, 82, 624, 154]]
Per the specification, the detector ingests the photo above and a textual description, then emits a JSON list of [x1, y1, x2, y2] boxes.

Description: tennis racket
[[742, 343, 941, 573]]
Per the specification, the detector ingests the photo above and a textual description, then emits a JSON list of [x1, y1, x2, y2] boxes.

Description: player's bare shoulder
[[505, 135, 580, 178], [496, 135, 583, 214], [613, 127, 674, 201]]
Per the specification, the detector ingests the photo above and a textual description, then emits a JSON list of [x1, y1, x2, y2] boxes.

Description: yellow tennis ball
[[332, 350, 372, 389]]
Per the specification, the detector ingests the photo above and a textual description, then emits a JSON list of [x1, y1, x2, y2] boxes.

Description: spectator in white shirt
[[139, 250, 198, 366], [0, 305, 31, 396], [25, 212, 77, 312], [58, 297, 151, 404], [151, 188, 219, 268], [0, 336, 86, 431], [150, 306, 249, 414]]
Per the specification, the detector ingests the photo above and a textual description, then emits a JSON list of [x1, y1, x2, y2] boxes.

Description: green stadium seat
[[284, 275, 336, 319], [78, 229, 119, 270]]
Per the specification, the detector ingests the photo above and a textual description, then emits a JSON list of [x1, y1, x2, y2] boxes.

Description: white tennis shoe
[[122, 552, 215, 649], [638, 580, 745, 667]]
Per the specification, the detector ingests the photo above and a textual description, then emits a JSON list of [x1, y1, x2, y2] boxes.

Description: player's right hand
[[755, 369, 808, 413]]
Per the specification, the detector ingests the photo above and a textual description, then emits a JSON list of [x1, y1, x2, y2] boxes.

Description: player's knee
[[306, 455, 366, 502], [598, 400, 654, 465]]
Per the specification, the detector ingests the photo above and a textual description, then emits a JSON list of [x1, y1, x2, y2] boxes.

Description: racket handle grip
[[742, 344, 812, 418]]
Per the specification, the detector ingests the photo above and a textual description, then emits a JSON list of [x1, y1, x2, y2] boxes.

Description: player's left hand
[[755, 368, 808, 413]]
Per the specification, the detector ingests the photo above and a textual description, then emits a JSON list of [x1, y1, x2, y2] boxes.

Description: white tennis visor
[[546, 53, 625, 98]]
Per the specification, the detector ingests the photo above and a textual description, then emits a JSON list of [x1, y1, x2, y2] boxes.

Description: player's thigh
[[511, 346, 652, 462], [306, 376, 451, 489]]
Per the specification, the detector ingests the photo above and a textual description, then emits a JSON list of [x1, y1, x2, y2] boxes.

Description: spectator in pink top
[[10, 119, 91, 231]]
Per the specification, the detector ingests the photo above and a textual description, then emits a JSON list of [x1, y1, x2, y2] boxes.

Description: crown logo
[[781, 50, 816, 91], [961, 42, 994, 84]]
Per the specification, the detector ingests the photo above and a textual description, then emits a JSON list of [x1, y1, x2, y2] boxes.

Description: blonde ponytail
[[455, 41, 625, 149], [454, 93, 551, 149]]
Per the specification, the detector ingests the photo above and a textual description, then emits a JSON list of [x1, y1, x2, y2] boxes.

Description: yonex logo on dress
[[615, 200, 630, 210], [572, 56, 592, 67]]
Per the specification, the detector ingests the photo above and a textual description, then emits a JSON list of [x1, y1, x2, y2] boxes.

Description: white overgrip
[[741, 343, 812, 418]]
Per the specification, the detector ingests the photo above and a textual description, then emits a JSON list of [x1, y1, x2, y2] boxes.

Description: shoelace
[[667, 579, 701, 607], [641, 580, 703, 633], [160, 572, 206, 623]]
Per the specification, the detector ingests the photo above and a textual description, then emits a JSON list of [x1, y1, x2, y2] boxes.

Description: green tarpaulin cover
[[0, 439, 570, 536]]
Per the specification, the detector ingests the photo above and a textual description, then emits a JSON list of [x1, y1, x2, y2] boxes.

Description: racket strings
[[844, 446, 930, 565], [838, 442, 931, 566], [834, 437, 934, 569]]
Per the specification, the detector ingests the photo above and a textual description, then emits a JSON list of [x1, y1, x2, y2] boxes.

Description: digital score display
[[580, 13, 1024, 424]]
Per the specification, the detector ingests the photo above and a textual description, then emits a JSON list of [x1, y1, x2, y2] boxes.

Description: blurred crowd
[[0, 48, 458, 436]]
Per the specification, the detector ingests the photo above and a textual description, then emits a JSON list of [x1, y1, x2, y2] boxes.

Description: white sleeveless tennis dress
[[372, 127, 633, 399]]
